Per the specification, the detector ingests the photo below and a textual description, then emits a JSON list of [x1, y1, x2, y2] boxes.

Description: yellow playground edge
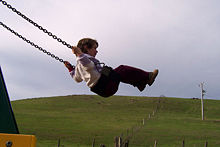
[[0, 133, 36, 147]]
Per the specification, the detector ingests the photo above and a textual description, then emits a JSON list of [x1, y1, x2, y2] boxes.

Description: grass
[[11, 95, 220, 147]]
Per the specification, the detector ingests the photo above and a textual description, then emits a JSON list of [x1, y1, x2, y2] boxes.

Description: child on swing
[[64, 38, 158, 97]]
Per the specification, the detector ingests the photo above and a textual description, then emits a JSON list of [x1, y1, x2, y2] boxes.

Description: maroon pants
[[103, 65, 150, 97]]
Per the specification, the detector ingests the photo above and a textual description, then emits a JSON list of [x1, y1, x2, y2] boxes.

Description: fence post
[[121, 133, 124, 138], [115, 136, 119, 147], [205, 141, 208, 147], [155, 106, 158, 113], [182, 140, 185, 147], [131, 127, 134, 136], [153, 140, 157, 147], [92, 138, 95, 147], [124, 140, 129, 147], [119, 137, 122, 147], [57, 138, 60, 147]]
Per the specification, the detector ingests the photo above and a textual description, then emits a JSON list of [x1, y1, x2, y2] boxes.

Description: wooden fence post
[[57, 138, 60, 147], [154, 140, 157, 147], [115, 136, 119, 147], [131, 127, 134, 136], [155, 106, 158, 112], [119, 137, 122, 147], [121, 133, 124, 138], [92, 138, 95, 147], [124, 140, 129, 147]]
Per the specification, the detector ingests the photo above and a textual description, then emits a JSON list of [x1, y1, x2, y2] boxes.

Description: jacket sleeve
[[69, 68, 83, 83], [72, 54, 99, 84], [76, 54, 96, 71]]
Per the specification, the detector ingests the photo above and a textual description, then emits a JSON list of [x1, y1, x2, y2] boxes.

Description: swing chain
[[0, 0, 72, 49], [0, 21, 64, 63]]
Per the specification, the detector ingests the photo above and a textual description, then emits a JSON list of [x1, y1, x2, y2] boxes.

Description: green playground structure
[[0, 66, 19, 134]]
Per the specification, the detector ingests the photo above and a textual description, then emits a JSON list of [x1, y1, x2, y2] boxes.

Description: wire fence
[[55, 98, 210, 147], [57, 98, 161, 147]]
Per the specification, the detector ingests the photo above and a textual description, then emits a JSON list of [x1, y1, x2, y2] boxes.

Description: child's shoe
[[137, 81, 146, 92], [137, 69, 159, 91], [148, 69, 159, 86]]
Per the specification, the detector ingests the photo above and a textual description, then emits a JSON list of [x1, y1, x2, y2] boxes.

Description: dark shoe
[[148, 69, 159, 86], [137, 82, 146, 92]]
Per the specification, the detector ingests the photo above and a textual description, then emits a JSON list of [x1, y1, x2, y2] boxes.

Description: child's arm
[[72, 46, 96, 70], [66, 46, 99, 85], [64, 61, 83, 82]]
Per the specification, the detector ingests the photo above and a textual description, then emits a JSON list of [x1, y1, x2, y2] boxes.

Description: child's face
[[87, 44, 98, 57]]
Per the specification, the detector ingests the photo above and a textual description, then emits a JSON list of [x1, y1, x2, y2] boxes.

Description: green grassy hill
[[11, 95, 220, 147]]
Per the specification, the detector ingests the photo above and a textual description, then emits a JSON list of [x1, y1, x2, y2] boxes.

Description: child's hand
[[64, 61, 74, 72], [72, 46, 83, 57]]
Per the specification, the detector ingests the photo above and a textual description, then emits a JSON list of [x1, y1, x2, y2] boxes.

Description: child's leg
[[91, 74, 120, 97], [103, 80, 120, 97], [114, 65, 150, 91]]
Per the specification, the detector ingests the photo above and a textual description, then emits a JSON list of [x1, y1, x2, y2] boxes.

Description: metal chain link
[[0, 21, 64, 63], [0, 0, 72, 49]]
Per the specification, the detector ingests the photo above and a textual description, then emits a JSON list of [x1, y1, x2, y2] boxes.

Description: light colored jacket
[[70, 54, 103, 88]]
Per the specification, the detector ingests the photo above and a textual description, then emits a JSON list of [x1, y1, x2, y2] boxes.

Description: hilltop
[[11, 95, 220, 147]]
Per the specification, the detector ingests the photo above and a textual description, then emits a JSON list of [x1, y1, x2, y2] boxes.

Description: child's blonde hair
[[77, 38, 99, 53]]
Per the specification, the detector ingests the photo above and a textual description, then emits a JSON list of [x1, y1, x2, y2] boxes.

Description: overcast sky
[[1, 0, 220, 100]]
